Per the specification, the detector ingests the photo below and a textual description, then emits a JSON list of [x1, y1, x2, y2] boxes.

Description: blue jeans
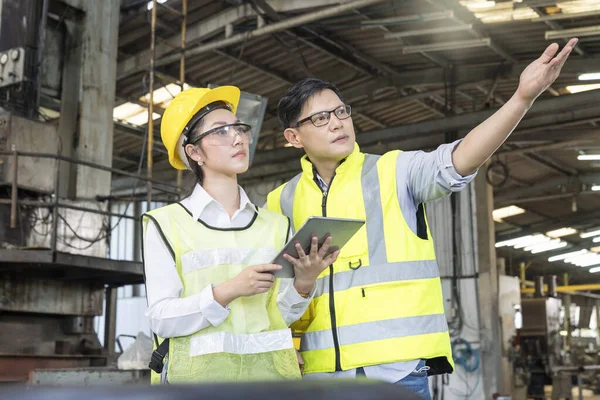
[[395, 360, 431, 400], [356, 360, 431, 400]]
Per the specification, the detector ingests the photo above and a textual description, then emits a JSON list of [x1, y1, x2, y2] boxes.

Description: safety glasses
[[187, 123, 253, 146]]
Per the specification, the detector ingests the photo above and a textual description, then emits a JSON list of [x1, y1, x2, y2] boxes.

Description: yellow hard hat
[[161, 86, 241, 170]]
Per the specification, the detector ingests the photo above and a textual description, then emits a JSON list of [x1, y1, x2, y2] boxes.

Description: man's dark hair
[[277, 78, 345, 130]]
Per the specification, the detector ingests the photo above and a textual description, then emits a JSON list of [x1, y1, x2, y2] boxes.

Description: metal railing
[[1, 149, 177, 254]]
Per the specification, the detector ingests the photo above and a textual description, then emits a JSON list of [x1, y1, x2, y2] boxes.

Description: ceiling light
[[546, 227, 577, 238], [578, 258, 600, 268], [147, 0, 167, 11], [495, 234, 533, 248], [464, 1, 496, 11], [581, 229, 600, 239], [525, 238, 560, 251], [113, 102, 145, 120], [565, 253, 595, 263], [126, 110, 161, 126], [578, 154, 600, 161], [567, 254, 600, 266], [493, 205, 525, 223], [141, 83, 191, 106], [592, 186, 600, 192], [589, 267, 600, 273], [530, 241, 568, 254], [549, 249, 588, 262], [514, 234, 549, 249], [591, 246, 600, 253], [566, 83, 600, 94], [594, 236, 600, 243], [579, 73, 600, 81]]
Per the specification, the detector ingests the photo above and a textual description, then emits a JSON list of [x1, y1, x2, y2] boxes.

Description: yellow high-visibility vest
[[142, 203, 301, 383], [267, 143, 454, 375]]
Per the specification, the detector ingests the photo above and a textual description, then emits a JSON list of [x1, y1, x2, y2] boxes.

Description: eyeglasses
[[187, 123, 253, 147], [291, 104, 352, 128]]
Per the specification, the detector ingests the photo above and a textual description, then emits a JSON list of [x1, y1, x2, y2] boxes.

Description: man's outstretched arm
[[452, 38, 579, 177]]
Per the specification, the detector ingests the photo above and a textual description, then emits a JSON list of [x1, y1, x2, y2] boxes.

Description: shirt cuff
[[278, 279, 315, 309], [438, 139, 478, 190], [198, 284, 230, 327]]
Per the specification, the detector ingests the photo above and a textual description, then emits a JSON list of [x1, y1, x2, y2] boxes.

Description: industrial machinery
[[520, 295, 563, 399], [0, 0, 146, 383]]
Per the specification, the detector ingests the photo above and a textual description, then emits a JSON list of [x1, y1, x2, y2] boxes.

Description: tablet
[[272, 216, 365, 279]]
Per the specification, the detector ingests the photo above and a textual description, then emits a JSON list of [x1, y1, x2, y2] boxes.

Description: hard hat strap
[[182, 101, 232, 146]]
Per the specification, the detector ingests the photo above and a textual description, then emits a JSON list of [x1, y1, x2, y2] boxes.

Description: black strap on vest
[[149, 338, 170, 374]]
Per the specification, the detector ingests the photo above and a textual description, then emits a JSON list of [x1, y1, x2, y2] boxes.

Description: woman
[[142, 86, 338, 384]]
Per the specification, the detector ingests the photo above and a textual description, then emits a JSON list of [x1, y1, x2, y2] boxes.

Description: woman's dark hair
[[182, 101, 232, 186], [277, 78, 345, 130], [184, 118, 205, 185]]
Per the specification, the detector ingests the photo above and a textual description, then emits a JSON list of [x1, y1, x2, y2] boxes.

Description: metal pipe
[[522, 283, 600, 294], [534, 276, 545, 297], [548, 275, 558, 297], [597, 300, 600, 346], [546, 25, 600, 40], [10, 148, 18, 229], [177, 0, 187, 199], [497, 191, 598, 207], [403, 38, 491, 54], [565, 273, 572, 349], [499, 138, 596, 157], [384, 24, 473, 39], [154, 0, 385, 69], [360, 10, 454, 26], [147, 0, 157, 206], [0, 151, 179, 191], [104, 286, 118, 358], [51, 157, 60, 256], [554, 365, 600, 373], [519, 262, 526, 290]]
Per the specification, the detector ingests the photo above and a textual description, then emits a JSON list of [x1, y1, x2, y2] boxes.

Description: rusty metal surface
[[0, 354, 107, 383], [0, 273, 103, 315]]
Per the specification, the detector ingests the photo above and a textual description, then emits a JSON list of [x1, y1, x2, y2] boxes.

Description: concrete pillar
[[474, 161, 503, 398], [75, 0, 120, 198]]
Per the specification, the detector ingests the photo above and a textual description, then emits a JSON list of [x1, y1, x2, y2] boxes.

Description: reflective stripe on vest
[[314, 259, 439, 297], [280, 173, 301, 235], [190, 328, 294, 357], [300, 314, 448, 351]]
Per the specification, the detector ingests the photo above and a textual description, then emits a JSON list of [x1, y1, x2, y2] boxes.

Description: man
[[266, 38, 578, 399]]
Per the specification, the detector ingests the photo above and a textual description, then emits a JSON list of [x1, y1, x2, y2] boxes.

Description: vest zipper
[[320, 174, 342, 372]]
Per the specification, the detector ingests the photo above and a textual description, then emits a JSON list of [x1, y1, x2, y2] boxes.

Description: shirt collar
[[182, 184, 257, 221], [300, 142, 363, 181]]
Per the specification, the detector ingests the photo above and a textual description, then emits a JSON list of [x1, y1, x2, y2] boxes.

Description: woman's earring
[[198, 160, 204, 167]]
